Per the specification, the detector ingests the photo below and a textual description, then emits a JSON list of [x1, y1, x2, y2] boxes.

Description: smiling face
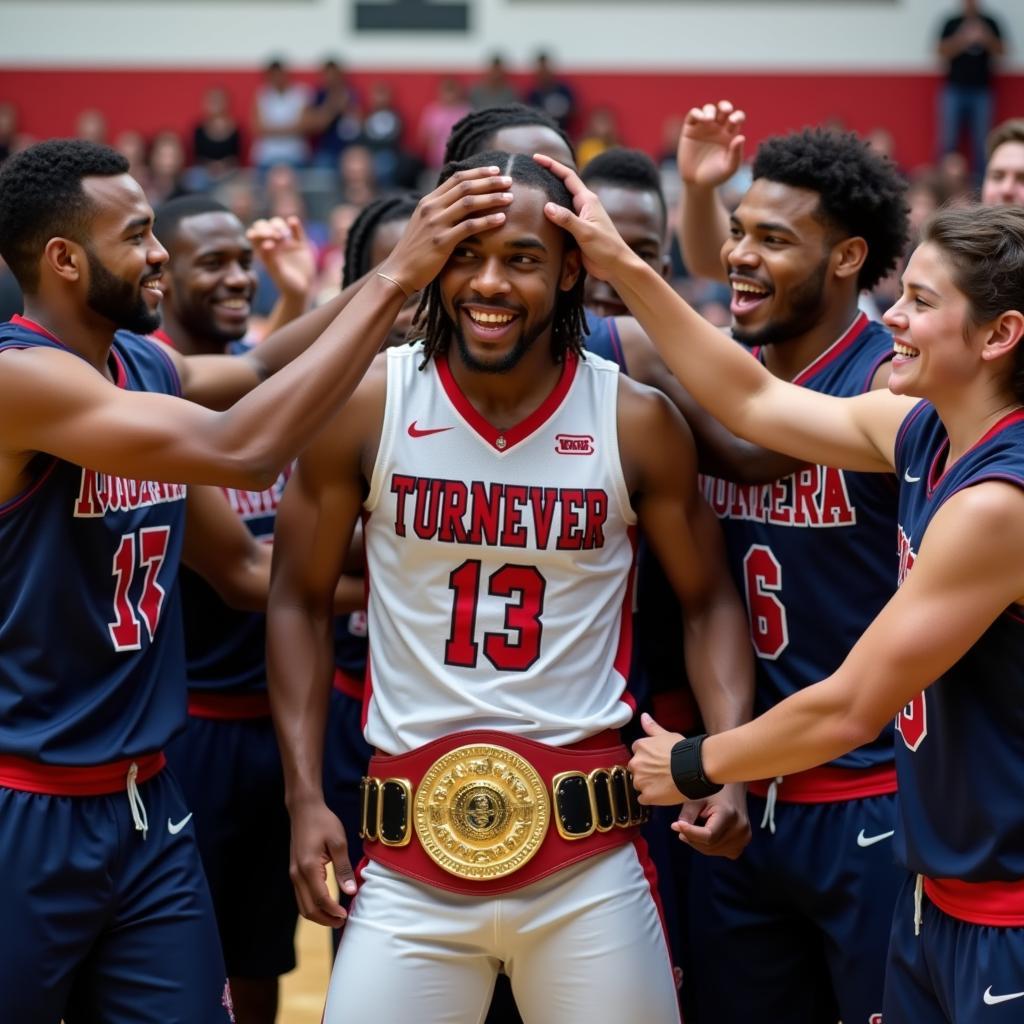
[[883, 242, 975, 400], [982, 141, 1024, 208], [164, 211, 258, 347], [584, 183, 667, 319], [438, 183, 580, 375], [722, 178, 839, 349], [79, 173, 167, 333]]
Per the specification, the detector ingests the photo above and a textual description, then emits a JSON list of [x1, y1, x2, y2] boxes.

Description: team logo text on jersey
[[222, 470, 289, 522], [701, 466, 856, 527], [390, 475, 609, 549], [74, 468, 187, 518], [554, 434, 596, 456], [897, 524, 916, 585]]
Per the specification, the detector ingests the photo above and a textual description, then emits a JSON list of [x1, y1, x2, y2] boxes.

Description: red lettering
[[581, 489, 608, 549], [413, 478, 442, 540], [529, 487, 559, 548], [557, 488, 585, 549], [467, 481, 502, 545], [390, 474, 416, 537], [437, 480, 469, 544], [820, 467, 855, 525], [500, 485, 528, 547]]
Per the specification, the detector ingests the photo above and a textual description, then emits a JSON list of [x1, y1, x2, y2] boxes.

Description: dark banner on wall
[[353, 0, 470, 31]]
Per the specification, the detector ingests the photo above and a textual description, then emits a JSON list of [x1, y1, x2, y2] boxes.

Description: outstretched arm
[[537, 153, 912, 475], [676, 101, 746, 283]]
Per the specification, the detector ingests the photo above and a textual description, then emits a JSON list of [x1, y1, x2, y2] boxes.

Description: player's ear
[[559, 247, 582, 292], [43, 237, 85, 284], [832, 235, 868, 282]]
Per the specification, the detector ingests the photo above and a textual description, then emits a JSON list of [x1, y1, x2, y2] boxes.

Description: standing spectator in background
[[0, 102, 18, 164], [75, 108, 108, 145], [577, 107, 621, 168], [526, 51, 576, 133], [113, 130, 150, 191], [359, 82, 407, 188], [469, 54, 519, 111], [306, 57, 361, 169], [982, 118, 1024, 206], [251, 58, 311, 172], [191, 87, 243, 187], [936, 0, 1005, 179], [418, 78, 471, 172], [147, 130, 188, 206]]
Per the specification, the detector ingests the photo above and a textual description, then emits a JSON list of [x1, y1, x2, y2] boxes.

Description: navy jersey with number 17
[[0, 317, 188, 764], [893, 402, 1024, 882]]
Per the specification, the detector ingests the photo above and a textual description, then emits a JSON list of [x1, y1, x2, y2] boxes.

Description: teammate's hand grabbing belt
[[360, 730, 647, 895]]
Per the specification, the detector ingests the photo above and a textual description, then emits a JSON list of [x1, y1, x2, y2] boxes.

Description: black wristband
[[669, 734, 723, 799]]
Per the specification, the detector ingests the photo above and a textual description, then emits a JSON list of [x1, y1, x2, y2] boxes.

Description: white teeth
[[468, 310, 514, 324], [731, 282, 769, 296], [893, 342, 919, 357], [219, 299, 247, 309]]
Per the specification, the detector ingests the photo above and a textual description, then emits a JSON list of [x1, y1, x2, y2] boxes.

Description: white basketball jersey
[[363, 344, 638, 754]]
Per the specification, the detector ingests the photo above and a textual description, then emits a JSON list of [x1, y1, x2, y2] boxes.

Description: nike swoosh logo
[[856, 828, 895, 848], [984, 986, 1024, 1005], [167, 813, 193, 835], [904, 470, 922, 483], [408, 421, 454, 438]]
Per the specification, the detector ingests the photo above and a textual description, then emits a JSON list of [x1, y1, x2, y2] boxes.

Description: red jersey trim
[[364, 728, 636, 895], [614, 525, 638, 712], [0, 751, 165, 795], [928, 409, 1024, 497], [150, 328, 176, 349], [434, 350, 579, 453], [748, 762, 897, 803], [187, 691, 272, 719], [925, 876, 1024, 927], [11, 314, 128, 387], [333, 668, 365, 702], [791, 312, 870, 386]]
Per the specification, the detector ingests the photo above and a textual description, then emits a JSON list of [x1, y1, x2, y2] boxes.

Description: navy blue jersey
[[702, 314, 898, 769], [893, 402, 1024, 881], [179, 471, 288, 693], [583, 310, 627, 371], [334, 611, 368, 680], [0, 317, 188, 764]]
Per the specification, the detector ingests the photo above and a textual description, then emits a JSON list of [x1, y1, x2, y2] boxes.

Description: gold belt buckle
[[413, 743, 551, 881]]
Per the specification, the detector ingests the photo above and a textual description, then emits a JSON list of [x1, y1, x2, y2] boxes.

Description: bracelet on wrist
[[376, 270, 412, 299]]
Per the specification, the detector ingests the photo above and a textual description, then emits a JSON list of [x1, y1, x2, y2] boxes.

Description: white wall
[[2, 0, 1022, 71]]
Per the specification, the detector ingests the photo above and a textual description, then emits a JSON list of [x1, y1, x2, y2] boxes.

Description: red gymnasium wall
[[2, 67, 1023, 171]]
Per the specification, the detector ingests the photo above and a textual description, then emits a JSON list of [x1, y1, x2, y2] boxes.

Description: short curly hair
[[752, 129, 909, 290], [580, 146, 667, 230], [0, 139, 129, 292]]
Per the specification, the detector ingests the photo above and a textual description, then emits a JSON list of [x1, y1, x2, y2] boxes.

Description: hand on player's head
[[677, 99, 747, 189], [534, 152, 631, 282], [378, 166, 513, 295]]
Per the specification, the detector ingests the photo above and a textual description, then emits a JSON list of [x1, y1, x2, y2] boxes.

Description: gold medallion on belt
[[413, 744, 550, 880]]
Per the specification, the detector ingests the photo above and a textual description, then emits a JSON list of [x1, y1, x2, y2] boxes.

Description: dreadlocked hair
[[342, 191, 421, 288], [415, 150, 588, 368], [753, 128, 909, 291], [443, 104, 575, 165]]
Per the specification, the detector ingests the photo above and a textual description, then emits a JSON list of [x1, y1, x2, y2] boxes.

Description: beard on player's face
[[731, 256, 829, 349], [449, 302, 557, 375], [85, 246, 162, 335]]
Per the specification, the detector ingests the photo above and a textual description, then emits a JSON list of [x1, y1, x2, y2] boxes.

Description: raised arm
[[618, 379, 754, 856], [0, 168, 514, 489], [676, 101, 746, 283], [266, 365, 384, 928], [538, 153, 912, 474]]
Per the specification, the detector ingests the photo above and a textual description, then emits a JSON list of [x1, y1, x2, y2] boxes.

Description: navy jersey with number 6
[[702, 314, 898, 768], [893, 402, 1024, 881], [0, 316, 188, 764]]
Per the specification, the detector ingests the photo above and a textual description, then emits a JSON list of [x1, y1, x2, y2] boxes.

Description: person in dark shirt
[[525, 51, 576, 134], [936, 0, 1006, 180]]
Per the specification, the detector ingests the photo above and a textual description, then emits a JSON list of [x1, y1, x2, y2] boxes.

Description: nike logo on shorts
[[984, 986, 1024, 1005], [856, 828, 895, 848], [904, 469, 922, 483], [167, 813, 193, 835], [408, 421, 454, 438]]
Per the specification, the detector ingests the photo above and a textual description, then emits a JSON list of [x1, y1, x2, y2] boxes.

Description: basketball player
[[559, 173, 1024, 1024], [266, 151, 754, 1024], [0, 138, 512, 1023], [539, 127, 911, 1024]]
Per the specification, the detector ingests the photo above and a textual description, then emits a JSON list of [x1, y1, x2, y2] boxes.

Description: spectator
[[146, 130, 188, 205], [0, 102, 17, 164], [981, 117, 1024, 206], [936, 0, 1005, 179], [577, 107, 621, 167], [74, 108, 107, 145], [469, 54, 519, 111], [418, 78, 471, 172], [338, 144, 377, 208], [113, 129, 149, 187], [190, 86, 242, 185], [359, 81, 405, 187], [306, 57, 361, 169], [525, 51, 576, 133], [251, 57, 311, 171]]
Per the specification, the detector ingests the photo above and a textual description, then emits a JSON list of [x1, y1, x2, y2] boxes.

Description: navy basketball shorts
[[686, 791, 900, 1024], [0, 766, 231, 1023], [166, 713, 298, 979], [885, 873, 1024, 1023]]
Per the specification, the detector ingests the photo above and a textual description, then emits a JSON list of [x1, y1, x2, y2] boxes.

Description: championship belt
[[359, 729, 647, 896]]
